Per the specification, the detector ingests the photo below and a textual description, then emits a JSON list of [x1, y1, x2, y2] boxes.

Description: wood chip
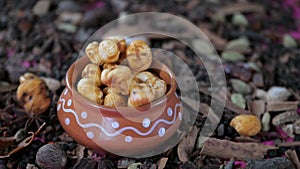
[[200, 138, 277, 160], [285, 149, 300, 169], [218, 2, 265, 16], [178, 126, 199, 163], [157, 157, 168, 169], [267, 101, 299, 112], [250, 100, 265, 118]]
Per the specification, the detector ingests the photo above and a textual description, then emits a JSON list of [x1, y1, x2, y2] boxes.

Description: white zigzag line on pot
[[59, 97, 181, 137]]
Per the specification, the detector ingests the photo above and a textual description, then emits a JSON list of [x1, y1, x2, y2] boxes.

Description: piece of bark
[[272, 111, 299, 126], [267, 101, 299, 112], [277, 141, 300, 147], [199, 87, 251, 114], [285, 149, 300, 169], [246, 157, 295, 169], [178, 126, 199, 163], [200, 138, 277, 160], [250, 100, 265, 118], [218, 2, 265, 16]]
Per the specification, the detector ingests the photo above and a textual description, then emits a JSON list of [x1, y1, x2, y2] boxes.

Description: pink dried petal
[[277, 127, 288, 138], [290, 31, 300, 40], [7, 49, 16, 58], [262, 140, 275, 146], [22, 61, 30, 68], [84, 1, 105, 11], [293, 7, 300, 19], [34, 137, 45, 143], [285, 137, 294, 142], [284, 0, 297, 6], [234, 161, 247, 168]]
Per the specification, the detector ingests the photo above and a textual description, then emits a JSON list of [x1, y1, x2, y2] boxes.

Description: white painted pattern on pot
[[59, 93, 181, 141]]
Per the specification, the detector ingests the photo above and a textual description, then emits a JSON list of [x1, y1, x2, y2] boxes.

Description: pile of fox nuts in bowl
[[77, 37, 167, 109]]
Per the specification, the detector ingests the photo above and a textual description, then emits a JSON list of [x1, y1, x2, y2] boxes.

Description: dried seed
[[77, 78, 103, 104], [262, 112, 271, 132], [98, 39, 120, 63], [81, 63, 101, 86], [230, 114, 261, 136], [126, 40, 152, 72], [231, 79, 251, 94]]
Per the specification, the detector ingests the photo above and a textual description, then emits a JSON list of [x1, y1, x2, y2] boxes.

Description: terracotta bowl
[[57, 56, 182, 157]]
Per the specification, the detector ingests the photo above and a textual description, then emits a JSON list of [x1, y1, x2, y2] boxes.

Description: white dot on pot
[[64, 89, 68, 95], [158, 128, 165, 137], [57, 104, 61, 111], [142, 118, 151, 128], [65, 118, 70, 125], [67, 99, 72, 106], [167, 107, 173, 117], [81, 112, 87, 119], [87, 132, 94, 139], [125, 136, 132, 143], [111, 121, 119, 129]]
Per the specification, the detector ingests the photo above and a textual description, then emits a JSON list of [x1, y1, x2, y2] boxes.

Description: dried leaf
[[200, 138, 277, 160], [222, 51, 245, 62], [231, 93, 246, 109], [178, 126, 199, 163], [232, 13, 249, 26], [231, 79, 251, 94], [225, 37, 251, 53], [127, 163, 142, 169], [283, 34, 297, 48]]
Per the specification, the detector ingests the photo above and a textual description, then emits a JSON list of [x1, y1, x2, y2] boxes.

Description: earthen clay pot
[[57, 56, 182, 157]]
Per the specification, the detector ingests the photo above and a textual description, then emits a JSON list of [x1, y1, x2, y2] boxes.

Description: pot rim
[[65, 56, 178, 116]]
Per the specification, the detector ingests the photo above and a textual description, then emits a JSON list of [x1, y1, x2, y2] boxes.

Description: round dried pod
[[103, 63, 118, 69], [85, 41, 103, 65], [132, 71, 167, 99], [16, 77, 50, 115], [105, 36, 126, 52], [36, 143, 67, 169], [81, 63, 101, 86], [101, 66, 132, 95], [98, 39, 120, 63], [230, 114, 261, 136], [104, 92, 127, 108], [126, 40, 152, 72], [77, 78, 103, 104], [128, 83, 155, 107], [19, 72, 38, 83]]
